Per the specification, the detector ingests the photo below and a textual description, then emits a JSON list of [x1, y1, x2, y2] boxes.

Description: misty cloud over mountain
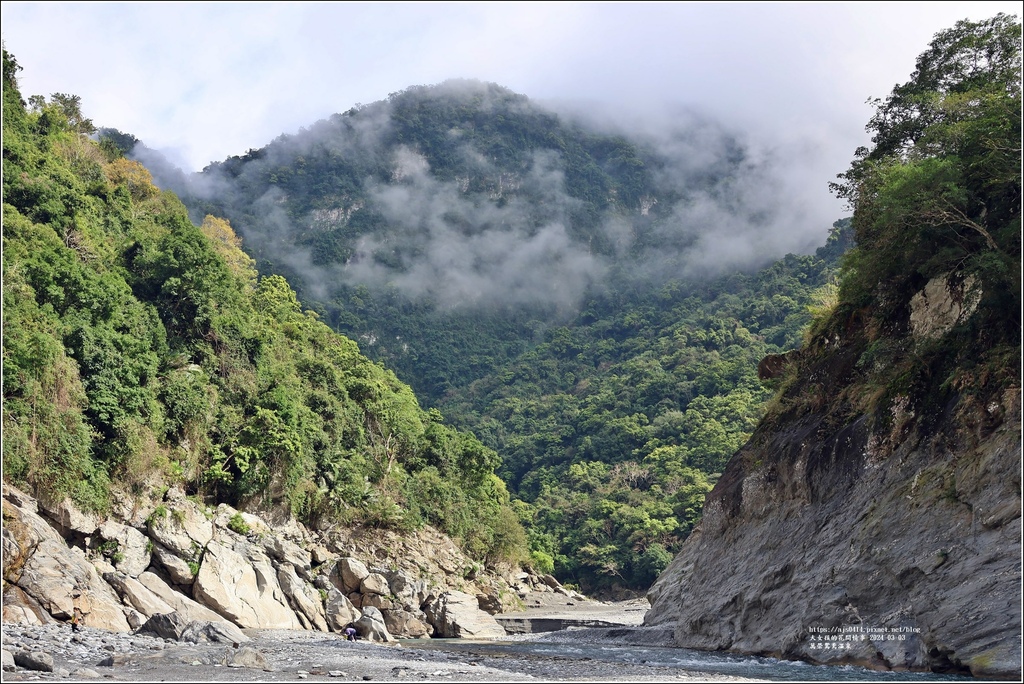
[[136, 79, 835, 312]]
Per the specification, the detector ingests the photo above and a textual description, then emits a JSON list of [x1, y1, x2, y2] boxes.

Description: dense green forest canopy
[[119, 72, 855, 592], [1, 47, 528, 569]]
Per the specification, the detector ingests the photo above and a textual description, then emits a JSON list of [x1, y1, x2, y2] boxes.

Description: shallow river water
[[405, 638, 976, 682]]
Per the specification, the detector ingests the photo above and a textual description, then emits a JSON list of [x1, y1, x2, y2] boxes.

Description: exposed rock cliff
[[2, 482, 565, 642], [645, 271, 1021, 678]]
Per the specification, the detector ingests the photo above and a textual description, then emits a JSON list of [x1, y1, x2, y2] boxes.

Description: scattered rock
[[71, 667, 101, 678], [14, 649, 54, 672], [222, 646, 268, 669]]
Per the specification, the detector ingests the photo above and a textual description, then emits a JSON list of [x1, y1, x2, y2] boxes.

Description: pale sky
[[2, 2, 1020, 227]]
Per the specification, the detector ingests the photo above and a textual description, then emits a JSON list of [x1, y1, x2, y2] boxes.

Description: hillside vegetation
[[1, 48, 528, 569], [125, 77, 854, 593]]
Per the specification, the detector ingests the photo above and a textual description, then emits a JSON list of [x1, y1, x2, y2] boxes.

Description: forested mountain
[[119, 77, 851, 592], [1, 48, 528, 569]]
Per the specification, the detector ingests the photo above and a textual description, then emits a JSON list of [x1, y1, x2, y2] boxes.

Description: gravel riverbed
[[1, 598, 760, 682]]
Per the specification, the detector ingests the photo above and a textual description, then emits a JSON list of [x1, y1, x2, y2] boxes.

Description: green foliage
[[814, 13, 1022, 424], [429, 245, 842, 591], [159, 69, 849, 591], [1, 49, 527, 568], [228, 512, 250, 536], [529, 550, 555, 575]]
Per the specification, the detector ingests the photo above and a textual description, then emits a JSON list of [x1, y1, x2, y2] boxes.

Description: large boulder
[[213, 504, 272, 537], [386, 570, 429, 605], [360, 572, 391, 596], [221, 646, 268, 669], [263, 536, 312, 581], [104, 572, 174, 618], [137, 612, 248, 644], [278, 564, 328, 631], [135, 571, 229, 624], [96, 521, 151, 577], [2, 494, 64, 584], [192, 538, 302, 629], [354, 605, 395, 642], [149, 541, 196, 585], [13, 650, 54, 673], [16, 540, 130, 631], [424, 591, 506, 639], [34, 495, 100, 539], [2, 585, 56, 626], [337, 557, 370, 593], [324, 589, 361, 631], [145, 500, 213, 560], [384, 609, 431, 638]]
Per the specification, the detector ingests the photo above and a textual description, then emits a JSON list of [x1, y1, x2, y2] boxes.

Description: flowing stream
[[404, 638, 976, 681]]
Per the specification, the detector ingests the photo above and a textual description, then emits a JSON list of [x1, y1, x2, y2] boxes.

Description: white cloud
[[2, 0, 1017, 250]]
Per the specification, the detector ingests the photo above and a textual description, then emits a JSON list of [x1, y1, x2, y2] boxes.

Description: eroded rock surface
[[1, 480, 556, 645], [646, 398, 1021, 678]]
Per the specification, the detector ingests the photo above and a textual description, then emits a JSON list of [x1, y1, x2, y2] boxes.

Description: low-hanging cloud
[[344, 146, 607, 310], [135, 80, 841, 314]]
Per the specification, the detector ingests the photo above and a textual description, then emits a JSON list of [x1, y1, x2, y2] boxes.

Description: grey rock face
[[646, 410, 1022, 679], [324, 589, 361, 631], [145, 499, 213, 558], [136, 612, 193, 640], [134, 571, 227, 624], [150, 541, 196, 585], [136, 612, 249, 644], [384, 609, 431, 638], [360, 572, 390, 596], [278, 564, 329, 631], [354, 605, 395, 642], [192, 538, 302, 629], [338, 558, 370, 594], [103, 572, 174, 618]]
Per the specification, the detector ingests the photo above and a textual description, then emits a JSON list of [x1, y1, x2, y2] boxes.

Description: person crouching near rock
[[344, 624, 358, 642]]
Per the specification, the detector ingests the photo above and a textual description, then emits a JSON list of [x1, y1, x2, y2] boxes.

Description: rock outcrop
[[2, 482, 535, 643], [424, 590, 507, 639], [645, 271, 1021, 678]]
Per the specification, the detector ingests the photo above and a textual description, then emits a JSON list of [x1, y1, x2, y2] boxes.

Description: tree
[[832, 14, 1021, 204], [833, 15, 1020, 295], [823, 13, 1020, 422]]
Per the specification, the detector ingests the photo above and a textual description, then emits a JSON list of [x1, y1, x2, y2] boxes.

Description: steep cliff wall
[[645, 276, 1021, 678]]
